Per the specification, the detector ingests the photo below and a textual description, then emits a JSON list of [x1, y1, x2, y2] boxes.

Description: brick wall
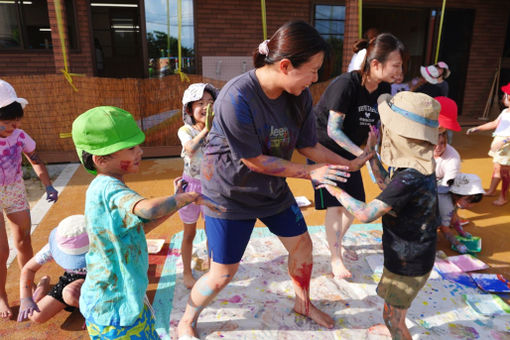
[[194, 0, 310, 74], [0, 0, 93, 77]]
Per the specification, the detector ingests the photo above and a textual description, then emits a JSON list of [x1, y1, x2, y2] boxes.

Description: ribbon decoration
[[358, 0, 363, 39], [434, 0, 447, 63], [54, 0, 83, 91], [174, 0, 190, 82], [261, 0, 267, 40]]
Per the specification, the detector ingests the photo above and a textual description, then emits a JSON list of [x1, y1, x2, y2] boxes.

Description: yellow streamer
[[261, 0, 267, 40], [358, 0, 363, 39], [166, 0, 170, 57], [54, 0, 83, 91], [173, 0, 189, 82], [59, 132, 72, 138], [434, 0, 447, 64]]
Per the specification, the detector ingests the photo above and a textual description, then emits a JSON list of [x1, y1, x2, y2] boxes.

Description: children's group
[[1, 20, 509, 340]]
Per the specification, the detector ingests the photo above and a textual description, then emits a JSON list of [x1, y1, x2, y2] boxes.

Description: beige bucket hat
[[378, 91, 440, 145]]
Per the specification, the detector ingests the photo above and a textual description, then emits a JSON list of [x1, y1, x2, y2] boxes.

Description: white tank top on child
[[494, 109, 510, 136], [178, 124, 204, 179]]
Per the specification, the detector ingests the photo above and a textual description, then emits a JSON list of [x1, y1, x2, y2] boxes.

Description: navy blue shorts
[[205, 204, 307, 264]]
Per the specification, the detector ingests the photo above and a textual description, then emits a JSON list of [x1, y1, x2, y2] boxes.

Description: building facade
[[1, 0, 509, 119]]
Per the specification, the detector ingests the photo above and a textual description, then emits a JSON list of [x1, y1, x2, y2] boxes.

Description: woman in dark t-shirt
[[313, 33, 405, 280], [177, 21, 370, 339]]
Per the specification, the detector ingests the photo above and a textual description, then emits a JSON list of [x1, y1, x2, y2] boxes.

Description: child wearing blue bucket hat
[[18, 215, 88, 323], [71, 106, 224, 339]]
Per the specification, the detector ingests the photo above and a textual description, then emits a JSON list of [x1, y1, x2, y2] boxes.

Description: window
[[314, 4, 345, 79], [0, 0, 78, 50], [145, 0, 195, 77]]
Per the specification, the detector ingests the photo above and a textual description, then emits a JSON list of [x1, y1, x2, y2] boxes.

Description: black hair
[[359, 33, 406, 85], [0, 101, 24, 120], [451, 193, 483, 204], [82, 150, 96, 172], [252, 20, 329, 127]]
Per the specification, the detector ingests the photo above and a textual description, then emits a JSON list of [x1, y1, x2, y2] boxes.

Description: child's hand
[[193, 194, 226, 214], [173, 177, 187, 194], [45, 185, 58, 203], [466, 127, 478, 135], [17, 297, 39, 322], [205, 103, 215, 131], [366, 125, 379, 151]]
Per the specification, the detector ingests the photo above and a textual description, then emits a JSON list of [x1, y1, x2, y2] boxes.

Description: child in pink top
[[0, 80, 58, 319]]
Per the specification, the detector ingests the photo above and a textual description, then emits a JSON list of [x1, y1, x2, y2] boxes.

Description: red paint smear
[[290, 262, 313, 315], [120, 160, 131, 171]]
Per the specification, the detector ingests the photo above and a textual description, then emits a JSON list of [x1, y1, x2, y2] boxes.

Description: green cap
[[72, 106, 145, 175]]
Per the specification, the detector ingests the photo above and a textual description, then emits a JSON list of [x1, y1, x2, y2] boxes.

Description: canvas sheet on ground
[[153, 224, 510, 339]]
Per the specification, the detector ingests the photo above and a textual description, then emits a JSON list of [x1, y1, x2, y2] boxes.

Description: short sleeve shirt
[[79, 175, 147, 327], [435, 144, 461, 186], [376, 168, 439, 276], [494, 109, 510, 136], [438, 191, 455, 227], [178, 124, 204, 179], [0, 129, 36, 186], [201, 70, 317, 220], [314, 71, 391, 155]]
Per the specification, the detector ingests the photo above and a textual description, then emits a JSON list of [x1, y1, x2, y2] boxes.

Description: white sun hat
[[449, 173, 486, 196], [0, 79, 28, 109]]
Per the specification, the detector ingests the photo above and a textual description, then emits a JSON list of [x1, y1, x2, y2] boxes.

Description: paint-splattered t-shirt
[[0, 129, 36, 186], [201, 70, 317, 219], [314, 71, 390, 154], [80, 175, 147, 327], [178, 124, 204, 179], [376, 168, 440, 276]]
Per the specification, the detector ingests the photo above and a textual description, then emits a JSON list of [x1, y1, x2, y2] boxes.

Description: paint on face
[[120, 160, 131, 171]]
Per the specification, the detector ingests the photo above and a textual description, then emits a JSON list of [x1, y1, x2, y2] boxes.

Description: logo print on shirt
[[269, 126, 290, 151]]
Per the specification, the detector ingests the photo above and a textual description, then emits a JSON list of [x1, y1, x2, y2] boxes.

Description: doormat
[[153, 224, 510, 339]]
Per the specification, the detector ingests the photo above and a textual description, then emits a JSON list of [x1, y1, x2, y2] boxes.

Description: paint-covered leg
[[382, 302, 412, 340], [325, 207, 355, 280], [494, 166, 509, 206], [285, 233, 334, 329], [485, 163, 501, 196], [177, 262, 238, 338]]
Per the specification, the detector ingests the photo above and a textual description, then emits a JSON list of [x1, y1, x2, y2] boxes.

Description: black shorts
[[48, 271, 86, 311]]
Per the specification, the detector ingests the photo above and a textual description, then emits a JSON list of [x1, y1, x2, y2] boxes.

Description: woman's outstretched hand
[[310, 164, 350, 187]]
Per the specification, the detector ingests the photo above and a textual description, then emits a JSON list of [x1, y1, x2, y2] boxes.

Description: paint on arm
[[242, 155, 309, 179], [327, 110, 363, 157], [324, 184, 392, 222]]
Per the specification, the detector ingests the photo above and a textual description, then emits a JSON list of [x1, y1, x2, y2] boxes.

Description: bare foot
[[368, 323, 392, 337], [331, 259, 352, 279], [33, 276, 51, 302], [341, 246, 358, 261], [493, 199, 508, 206], [484, 191, 496, 197], [183, 273, 197, 289], [177, 318, 198, 339], [294, 302, 334, 329], [0, 294, 12, 319]]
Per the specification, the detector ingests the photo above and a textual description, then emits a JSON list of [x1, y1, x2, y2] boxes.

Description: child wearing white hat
[[17, 215, 88, 323], [178, 83, 218, 288], [438, 173, 484, 254], [321, 91, 441, 339], [0, 79, 58, 319]]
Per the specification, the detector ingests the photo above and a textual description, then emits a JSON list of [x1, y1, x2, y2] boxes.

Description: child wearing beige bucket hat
[[321, 91, 441, 339]]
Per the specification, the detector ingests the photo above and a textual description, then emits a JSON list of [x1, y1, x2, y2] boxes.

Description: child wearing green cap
[[71, 106, 224, 339]]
